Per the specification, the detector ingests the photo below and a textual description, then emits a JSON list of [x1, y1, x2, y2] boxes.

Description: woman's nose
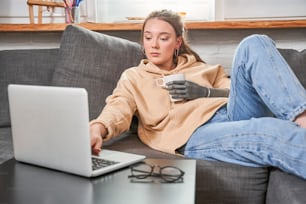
[[151, 39, 158, 48]]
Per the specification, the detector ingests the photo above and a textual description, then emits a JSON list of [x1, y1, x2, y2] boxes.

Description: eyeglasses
[[128, 162, 185, 183]]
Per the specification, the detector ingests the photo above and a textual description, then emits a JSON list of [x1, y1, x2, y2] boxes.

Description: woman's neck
[[157, 61, 177, 71]]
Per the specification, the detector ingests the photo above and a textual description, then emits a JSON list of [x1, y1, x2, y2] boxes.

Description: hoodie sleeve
[[90, 70, 137, 141]]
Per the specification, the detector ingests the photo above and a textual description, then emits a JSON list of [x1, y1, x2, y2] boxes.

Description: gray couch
[[1, 25, 306, 204]]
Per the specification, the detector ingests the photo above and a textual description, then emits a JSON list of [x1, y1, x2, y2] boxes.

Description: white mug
[[156, 73, 185, 102]]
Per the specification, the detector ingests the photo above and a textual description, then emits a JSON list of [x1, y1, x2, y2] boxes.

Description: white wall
[[223, 0, 306, 20], [87, 0, 215, 22], [1, 0, 306, 23]]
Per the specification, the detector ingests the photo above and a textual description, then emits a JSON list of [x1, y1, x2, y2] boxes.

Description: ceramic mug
[[156, 73, 185, 102]]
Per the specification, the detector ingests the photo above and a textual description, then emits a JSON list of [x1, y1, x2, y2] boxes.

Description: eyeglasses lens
[[160, 166, 184, 182], [131, 163, 153, 179]]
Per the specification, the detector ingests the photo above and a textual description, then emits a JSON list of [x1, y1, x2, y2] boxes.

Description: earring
[[175, 49, 179, 57], [142, 47, 146, 56]]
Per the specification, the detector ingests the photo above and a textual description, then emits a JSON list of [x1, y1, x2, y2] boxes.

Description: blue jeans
[[184, 34, 306, 179]]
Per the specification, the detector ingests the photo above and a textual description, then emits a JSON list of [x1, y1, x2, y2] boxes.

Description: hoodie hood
[[139, 54, 202, 76]]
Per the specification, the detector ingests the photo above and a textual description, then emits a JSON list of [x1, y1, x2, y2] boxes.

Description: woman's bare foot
[[294, 110, 306, 128]]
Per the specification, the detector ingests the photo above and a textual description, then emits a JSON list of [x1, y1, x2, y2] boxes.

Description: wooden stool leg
[[38, 6, 43, 24], [28, 5, 34, 24]]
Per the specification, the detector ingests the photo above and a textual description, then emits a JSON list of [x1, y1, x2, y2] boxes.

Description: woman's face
[[143, 18, 182, 70]]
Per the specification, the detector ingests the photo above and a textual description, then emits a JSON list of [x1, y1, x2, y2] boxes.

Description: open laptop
[[8, 84, 145, 177]]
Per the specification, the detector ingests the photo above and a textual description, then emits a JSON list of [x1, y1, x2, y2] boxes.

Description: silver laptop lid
[[8, 84, 93, 177]]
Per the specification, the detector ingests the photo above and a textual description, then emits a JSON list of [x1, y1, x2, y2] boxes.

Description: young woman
[[90, 10, 306, 179]]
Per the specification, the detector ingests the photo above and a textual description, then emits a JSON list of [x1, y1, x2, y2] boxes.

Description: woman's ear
[[176, 36, 183, 49]]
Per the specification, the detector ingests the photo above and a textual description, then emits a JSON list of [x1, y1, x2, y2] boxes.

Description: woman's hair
[[141, 9, 205, 63]]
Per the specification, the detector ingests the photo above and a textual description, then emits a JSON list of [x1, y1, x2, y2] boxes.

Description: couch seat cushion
[[266, 168, 306, 204], [0, 127, 13, 164]]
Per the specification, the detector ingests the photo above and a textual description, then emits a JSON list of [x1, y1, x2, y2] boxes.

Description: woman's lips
[[150, 52, 160, 57]]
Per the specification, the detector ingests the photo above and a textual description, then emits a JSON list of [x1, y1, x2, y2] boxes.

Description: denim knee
[[240, 34, 275, 48]]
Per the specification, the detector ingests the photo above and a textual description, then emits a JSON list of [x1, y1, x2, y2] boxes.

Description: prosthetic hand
[[166, 80, 230, 100], [166, 80, 209, 100]]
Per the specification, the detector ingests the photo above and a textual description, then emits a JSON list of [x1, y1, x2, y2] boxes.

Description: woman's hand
[[90, 123, 107, 155], [166, 80, 209, 100]]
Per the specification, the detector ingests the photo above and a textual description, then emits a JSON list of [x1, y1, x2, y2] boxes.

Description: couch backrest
[[279, 48, 306, 89], [51, 25, 145, 120], [0, 48, 59, 127]]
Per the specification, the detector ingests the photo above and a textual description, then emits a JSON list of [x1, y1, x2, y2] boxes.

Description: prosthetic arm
[[166, 80, 229, 100]]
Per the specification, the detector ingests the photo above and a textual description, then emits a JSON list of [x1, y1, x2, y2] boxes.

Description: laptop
[[8, 84, 145, 177]]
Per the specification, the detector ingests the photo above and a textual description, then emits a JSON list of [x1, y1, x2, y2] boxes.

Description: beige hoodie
[[90, 54, 230, 154]]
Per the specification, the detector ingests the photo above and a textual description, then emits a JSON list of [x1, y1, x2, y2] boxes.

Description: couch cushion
[[279, 48, 306, 88], [0, 127, 13, 164], [0, 49, 59, 127], [51, 25, 144, 120], [196, 160, 268, 204], [266, 168, 306, 204]]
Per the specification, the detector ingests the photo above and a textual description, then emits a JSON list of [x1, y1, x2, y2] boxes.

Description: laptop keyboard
[[92, 157, 119, 171]]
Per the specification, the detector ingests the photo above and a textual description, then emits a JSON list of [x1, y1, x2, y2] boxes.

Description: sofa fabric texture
[[0, 49, 59, 127], [278, 48, 306, 87], [51, 25, 144, 120], [1, 25, 306, 203], [266, 168, 306, 204]]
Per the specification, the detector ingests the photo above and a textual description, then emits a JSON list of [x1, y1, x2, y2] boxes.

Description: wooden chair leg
[[38, 6, 43, 24], [28, 4, 34, 24], [27, 0, 65, 24]]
